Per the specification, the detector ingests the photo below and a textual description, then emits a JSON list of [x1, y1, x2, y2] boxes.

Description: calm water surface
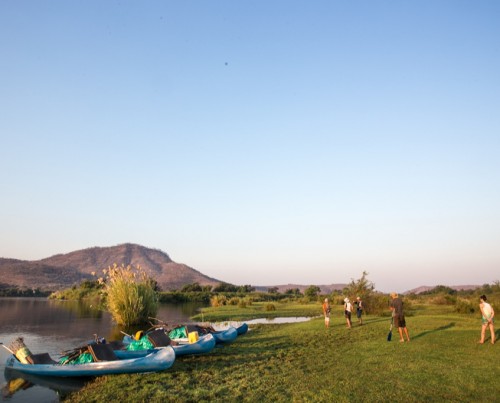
[[0, 298, 204, 402]]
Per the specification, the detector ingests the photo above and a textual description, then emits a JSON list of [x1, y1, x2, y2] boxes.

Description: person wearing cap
[[344, 297, 353, 328], [322, 298, 331, 328], [390, 292, 410, 342], [355, 296, 364, 325]]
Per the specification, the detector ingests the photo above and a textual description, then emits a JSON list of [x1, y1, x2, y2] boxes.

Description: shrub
[[356, 293, 390, 316], [228, 297, 240, 306], [103, 264, 158, 326], [431, 295, 457, 305], [210, 294, 227, 307], [455, 298, 476, 314], [265, 303, 276, 311]]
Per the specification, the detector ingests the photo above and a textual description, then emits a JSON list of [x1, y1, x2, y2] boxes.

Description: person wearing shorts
[[355, 296, 363, 325], [390, 292, 410, 342], [479, 294, 495, 344], [344, 298, 353, 328], [322, 298, 331, 328]]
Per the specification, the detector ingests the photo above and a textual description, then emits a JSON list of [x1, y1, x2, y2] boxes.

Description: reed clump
[[103, 263, 158, 326], [210, 294, 228, 307]]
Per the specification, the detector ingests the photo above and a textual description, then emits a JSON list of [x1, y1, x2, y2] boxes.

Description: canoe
[[167, 324, 238, 345], [235, 323, 248, 335], [4, 346, 175, 377], [167, 332, 216, 355], [196, 322, 248, 337], [120, 333, 216, 357], [210, 326, 238, 344], [184, 324, 239, 344]]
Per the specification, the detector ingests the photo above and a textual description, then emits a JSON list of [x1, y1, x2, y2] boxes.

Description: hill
[[404, 285, 480, 294], [0, 243, 222, 292], [2, 244, 479, 295]]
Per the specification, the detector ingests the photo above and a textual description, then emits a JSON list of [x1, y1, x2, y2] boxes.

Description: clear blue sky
[[1, 1, 499, 293]]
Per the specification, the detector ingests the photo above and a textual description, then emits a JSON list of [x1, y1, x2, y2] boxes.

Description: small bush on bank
[[49, 280, 103, 301], [157, 291, 211, 303], [265, 303, 276, 311], [210, 294, 228, 307], [228, 297, 240, 306]]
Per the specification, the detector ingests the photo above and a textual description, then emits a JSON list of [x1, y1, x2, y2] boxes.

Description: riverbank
[[64, 305, 498, 402]]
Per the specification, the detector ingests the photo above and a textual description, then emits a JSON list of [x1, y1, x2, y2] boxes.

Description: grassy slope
[[65, 305, 499, 403]]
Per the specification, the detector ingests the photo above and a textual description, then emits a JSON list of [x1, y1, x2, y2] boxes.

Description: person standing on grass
[[322, 298, 331, 328], [344, 298, 353, 328], [390, 293, 410, 342], [355, 296, 364, 325], [478, 295, 495, 344]]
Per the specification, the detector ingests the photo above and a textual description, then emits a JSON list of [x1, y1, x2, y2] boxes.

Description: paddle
[[0, 342, 15, 354], [387, 318, 393, 341]]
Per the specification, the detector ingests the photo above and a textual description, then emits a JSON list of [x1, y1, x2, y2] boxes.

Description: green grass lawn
[[65, 305, 498, 402]]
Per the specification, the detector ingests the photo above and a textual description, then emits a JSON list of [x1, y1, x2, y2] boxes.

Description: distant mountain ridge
[[254, 284, 347, 294], [0, 243, 221, 292], [404, 285, 480, 294], [0, 244, 482, 294]]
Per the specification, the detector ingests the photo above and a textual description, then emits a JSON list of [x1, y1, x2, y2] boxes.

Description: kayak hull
[[236, 323, 248, 335], [121, 333, 216, 357], [211, 326, 238, 344], [4, 347, 175, 377]]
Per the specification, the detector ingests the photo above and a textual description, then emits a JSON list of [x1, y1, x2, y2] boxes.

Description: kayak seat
[[188, 324, 213, 334], [26, 353, 57, 365], [108, 340, 126, 350], [147, 329, 171, 347], [87, 343, 118, 362]]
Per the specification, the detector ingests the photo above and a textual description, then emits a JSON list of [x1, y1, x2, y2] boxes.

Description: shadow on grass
[[412, 322, 456, 340], [360, 317, 394, 326]]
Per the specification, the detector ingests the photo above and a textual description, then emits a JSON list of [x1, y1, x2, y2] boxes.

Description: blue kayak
[[168, 324, 238, 345], [210, 326, 238, 344], [4, 346, 175, 377], [235, 323, 249, 335], [121, 333, 216, 357], [196, 322, 248, 337]]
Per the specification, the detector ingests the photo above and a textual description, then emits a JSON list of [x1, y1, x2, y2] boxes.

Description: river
[[0, 297, 204, 402]]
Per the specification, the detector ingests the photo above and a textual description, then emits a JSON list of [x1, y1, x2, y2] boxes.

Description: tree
[[285, 288, 302, 296], [493, 280, 500, 293], [212, 282, 238, 293], [342, 271, 385, 315], [304, 285, 321, 300], [343, 271, 374, 298], [237, 284, 255, 293], [181, 282, 203, 292], [267, 287, 279, 294]]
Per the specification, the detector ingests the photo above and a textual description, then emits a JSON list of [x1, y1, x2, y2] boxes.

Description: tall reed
[[103, 264, 158, 326]]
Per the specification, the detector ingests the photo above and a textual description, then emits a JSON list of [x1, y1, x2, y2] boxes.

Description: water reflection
[[49, 299, 104, 319], [3, 369, 88, 400]]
